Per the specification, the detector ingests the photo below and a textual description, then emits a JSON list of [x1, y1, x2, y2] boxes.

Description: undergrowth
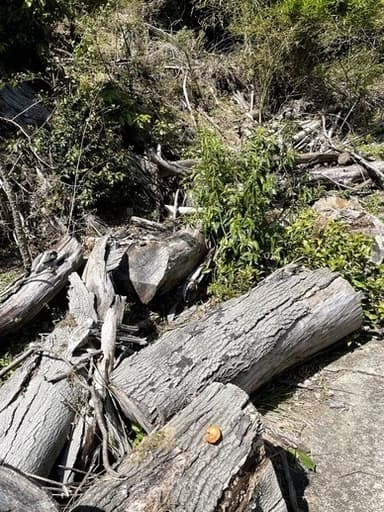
[[190, 128, 295, 299], [283, 209, 384, 325], [190, 130, 384, 325]]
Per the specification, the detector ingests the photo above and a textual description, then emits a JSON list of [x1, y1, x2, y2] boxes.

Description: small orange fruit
[[204, 424, 222, 444]]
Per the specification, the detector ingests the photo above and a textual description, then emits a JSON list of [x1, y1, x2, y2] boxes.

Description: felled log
[[0, 327, 82, 476], [0, 236, 82, 336], [72, 383, 287, 512], [295, 151, 340, 166], [0, 273, 96, 476], [110, 229, 206, 304], [309, 164, 369, 187], [0, 465, 59, 512], [111, 267, 362, 431]]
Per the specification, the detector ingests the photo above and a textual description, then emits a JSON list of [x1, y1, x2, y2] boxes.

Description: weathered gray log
[[72, 383, 287, 512], [0, 236, 83, 336], [295, 151, 340, 166], [111, 267, 363, 432], [309, 164, 369, 186], [0, 465, 59, 512], [0, 273, 95, 476], [150, 151, 342, 177], [110, 229, 206, 304], [0, 327, 82, 476], [149, 150, 195, 177]]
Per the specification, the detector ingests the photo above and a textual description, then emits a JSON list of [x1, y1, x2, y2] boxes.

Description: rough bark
[[0, 465, 59, 512], [0, 327, 82, 476], [111, 267, 363, 431], [72, 383, 287, 512], [0, 236, 83, 336], [110, 229, 206, 304], [309, 164, 368, 186], [0, 272, 95, 476]]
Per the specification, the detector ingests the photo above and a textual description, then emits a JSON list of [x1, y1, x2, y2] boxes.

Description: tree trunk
[[110, 229, 206, 304], [295, 151, 340, 166], [111, 267, 363, 432], [0, 465, 59, 512], [72, 383, 287, 512], [0, 236, 83, 336]]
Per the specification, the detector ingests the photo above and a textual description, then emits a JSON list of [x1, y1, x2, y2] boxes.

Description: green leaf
[[288, 447, 316, 472]]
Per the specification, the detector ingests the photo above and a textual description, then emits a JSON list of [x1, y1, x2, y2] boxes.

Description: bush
[[0, 0, 107, 68], [190, 128, 295, 299], [32, 83, 157, 215], [283, 209, 384, 325]]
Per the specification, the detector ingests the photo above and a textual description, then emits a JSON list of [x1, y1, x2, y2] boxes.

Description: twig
[[173, 189, 180, 223], [67, 108, 91, 234], [46, 350, 102, 383], [0, 158, 32, 269], [0, 116, 54, 169], [0, 347, 36, 379], [90, 385, 120, 477], [183, 71, 193, 115], [11, 98, 44, 123], [321, 114, 384, 188]]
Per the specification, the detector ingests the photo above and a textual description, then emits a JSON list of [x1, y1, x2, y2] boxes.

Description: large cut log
[[0, 273, 95, 476], [72, 383, 287, 512], [0, 236, 83, 336], [0, 465, 59, 512], [111, 267, 363, 431], [110, 229, 206, 304]]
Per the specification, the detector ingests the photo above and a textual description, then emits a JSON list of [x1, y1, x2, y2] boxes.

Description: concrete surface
[[257, 338, 384, 512]]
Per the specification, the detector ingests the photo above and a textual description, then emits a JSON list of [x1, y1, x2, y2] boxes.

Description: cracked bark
[[72, 383, 287, 512], [0, 464, 59, 512], [0, 272, 94, 476], [111, 267, 363, 431]]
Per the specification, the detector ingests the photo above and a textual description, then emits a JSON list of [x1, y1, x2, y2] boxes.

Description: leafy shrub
[[191, 128, 295, 299], [283, 209, 384, 325], [0, 0, 107, 68], [32, 84, 157, 215]]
